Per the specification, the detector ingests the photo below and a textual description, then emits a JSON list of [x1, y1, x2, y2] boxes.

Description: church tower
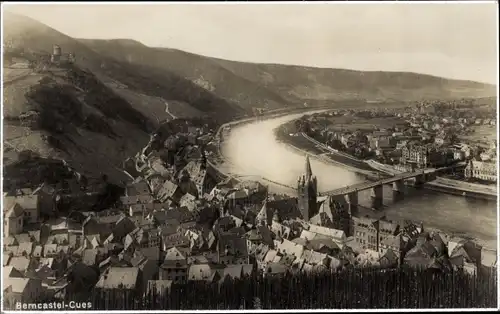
[[297, 155, 318, 221]]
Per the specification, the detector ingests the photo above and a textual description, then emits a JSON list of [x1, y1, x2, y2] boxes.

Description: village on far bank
[[2, 99, 498, 308], [290, 98, 497, 185]]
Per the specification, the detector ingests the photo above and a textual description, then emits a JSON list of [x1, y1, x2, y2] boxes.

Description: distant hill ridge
[[78, 38, 496, 105]]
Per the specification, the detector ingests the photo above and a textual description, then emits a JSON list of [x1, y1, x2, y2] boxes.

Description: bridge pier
[[344, 191, 359, 216], [392, 180, 405, 201], [370, 185, 383, 210], [414, 173, 425, 188]]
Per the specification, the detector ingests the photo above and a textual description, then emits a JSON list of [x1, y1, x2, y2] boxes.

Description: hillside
[[3, 13, 245, 124], [3, 62, 151, 185], [211, 59, 497, 102], [2, 12, 246, 186], [79, 40, 496, 104]]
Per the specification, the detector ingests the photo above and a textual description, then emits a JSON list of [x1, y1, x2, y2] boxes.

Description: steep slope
[[3, 62, 150, 185], [77, 39, 293, 110], [2, 12, 250, 185], [79, 39, 496, 105], [3, 12, 246, 125]]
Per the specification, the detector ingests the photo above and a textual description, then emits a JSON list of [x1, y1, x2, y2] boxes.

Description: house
[[379, 233, 404, 263], [379, 249, 400, 268], [3, 202, 24, 237], [81, 249, 101, 266], [464, 160, 497, 182], [16, 241, 34, 257], [354, 249, 381, 268], [96, 267, 141, 293], [302, 249, 329, 269], [245, 225, 274, 249], [264, 263, 288, 278], [299, 237, 341, 256], [129, 203, 165, 218], [188, 264, 220, 282], [43, 244, 59, 258], [126, 180, 151, 196], [403, 232, 449, 271], [217, 235, 249, 265], [3, 277, 44, 309], [448, 238, 482, 266], [120, 194, 155, 207], [449, 246, 479, 275], [4, 266, 24, 279], [112, 216, 138, 243], [8, 256, 32, 272], [401, 144, 447, 169], [275, 238, 305, 259], [156, 180, 184, 204], [351, 216, 379, 252], [179, 193, 198, 212], [217, 264, 243, 282], [82, 212, 126, 238], [377, 220, 400, 253], [5, 246, 19, 257], [181, 159, 219, 198], [307, 224, 347, 244], [124, 227, 161, 250], [160, 247, 188, 283], [162, 232, 190, 250], [481, 250, 497, 269], [4, 195, 40, 224]]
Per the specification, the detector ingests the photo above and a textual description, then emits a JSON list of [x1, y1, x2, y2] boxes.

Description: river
[[221, 113, 497, 250]]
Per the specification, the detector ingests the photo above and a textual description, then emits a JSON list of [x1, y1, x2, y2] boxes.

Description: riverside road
[[220, 112, 497, 250]]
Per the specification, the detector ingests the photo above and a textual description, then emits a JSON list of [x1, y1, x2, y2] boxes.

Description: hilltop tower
[[51, 45, 62, 63], [297, 155, 318, 221]]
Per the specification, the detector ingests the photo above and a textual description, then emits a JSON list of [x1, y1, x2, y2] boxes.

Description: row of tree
[[64, 266, 497, 310]]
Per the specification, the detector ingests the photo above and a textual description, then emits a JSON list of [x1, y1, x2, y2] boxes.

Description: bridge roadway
[[227, 174, 297, 191], [318, 169, 433, 197]]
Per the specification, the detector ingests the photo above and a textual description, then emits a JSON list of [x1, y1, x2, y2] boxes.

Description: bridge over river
[[319, 169, 438, 197], [219, 111, 497, 250]]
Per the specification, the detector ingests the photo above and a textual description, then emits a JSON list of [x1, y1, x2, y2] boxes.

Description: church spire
[[305, 155, 313, 179]]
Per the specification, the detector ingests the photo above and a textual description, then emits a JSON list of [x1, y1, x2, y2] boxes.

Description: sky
[[3, 2, 498, 84]]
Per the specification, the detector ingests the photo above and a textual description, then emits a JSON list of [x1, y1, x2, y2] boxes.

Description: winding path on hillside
[[164, 101, 177, 120]]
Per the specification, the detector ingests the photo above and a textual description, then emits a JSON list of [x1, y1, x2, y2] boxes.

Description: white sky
[[3, 2, 499, 84]]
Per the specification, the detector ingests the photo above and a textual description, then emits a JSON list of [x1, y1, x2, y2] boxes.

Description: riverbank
[[274, 126, 382, 180], [366, 159, 497, 200], [277, 118, 498, 200]]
